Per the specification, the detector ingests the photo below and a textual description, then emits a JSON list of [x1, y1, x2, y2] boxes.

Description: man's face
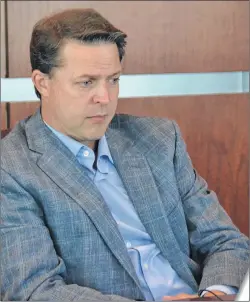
[[41, 40, 122, 146]]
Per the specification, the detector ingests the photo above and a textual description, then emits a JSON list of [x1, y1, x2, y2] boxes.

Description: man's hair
[[30, 8, 127, 99]]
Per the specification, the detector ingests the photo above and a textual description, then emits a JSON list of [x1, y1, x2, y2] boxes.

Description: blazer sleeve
[[171, 121, 250, 291], [0, 168, 135, 302]]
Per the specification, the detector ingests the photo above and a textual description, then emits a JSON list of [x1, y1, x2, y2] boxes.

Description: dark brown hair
[[30, 8, 127, 99]]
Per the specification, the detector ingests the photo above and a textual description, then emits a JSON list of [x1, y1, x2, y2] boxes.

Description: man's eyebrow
[[75, 71, 122, 79]]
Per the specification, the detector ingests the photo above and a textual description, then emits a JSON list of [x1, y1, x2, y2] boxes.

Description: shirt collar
[[97, 133, 114, 164], [44, 122, 114, 164]]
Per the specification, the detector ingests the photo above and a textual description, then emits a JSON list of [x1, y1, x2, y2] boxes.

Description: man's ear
[[32, 70, 50, 98]]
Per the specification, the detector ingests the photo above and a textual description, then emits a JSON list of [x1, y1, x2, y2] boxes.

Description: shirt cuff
[[200, 285, 238, 297]]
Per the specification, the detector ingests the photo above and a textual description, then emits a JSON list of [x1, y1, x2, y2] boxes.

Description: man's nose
[[93, 83, 110, 104]]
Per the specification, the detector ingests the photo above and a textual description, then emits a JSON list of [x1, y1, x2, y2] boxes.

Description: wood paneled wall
[[6, 0, 249, 76], [1, 1, 249, 235]]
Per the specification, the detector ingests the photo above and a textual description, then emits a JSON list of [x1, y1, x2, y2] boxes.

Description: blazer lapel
[[106, 124, 198, 291], [25, 110, 143, 292]]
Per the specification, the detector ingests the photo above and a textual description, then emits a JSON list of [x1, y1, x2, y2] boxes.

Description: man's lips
[[87, 115, 107, 122], [87, 114, 108, 118]]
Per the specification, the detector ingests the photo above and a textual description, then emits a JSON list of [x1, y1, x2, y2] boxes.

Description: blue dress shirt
[[45, 123, 237, 300]]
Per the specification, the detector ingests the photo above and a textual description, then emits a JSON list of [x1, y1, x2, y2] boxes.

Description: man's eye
[[110, 77, 120, 85], [80, 80, 92, 87]]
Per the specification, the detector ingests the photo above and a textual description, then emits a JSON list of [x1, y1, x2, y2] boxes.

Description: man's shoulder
[[1, 121, 29, 168], [111, 113, 177, 140], [108, 114, 179, 158], [2, 122, 25, 146], [112, 113, 175, 130]]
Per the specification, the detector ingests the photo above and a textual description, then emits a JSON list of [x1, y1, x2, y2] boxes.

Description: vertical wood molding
[[1, 0, 6, 77], [1, 1, 8, 129], [1, 104, 7, 130]]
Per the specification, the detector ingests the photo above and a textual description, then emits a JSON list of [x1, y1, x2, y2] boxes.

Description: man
[[1, 8, 249, 302]]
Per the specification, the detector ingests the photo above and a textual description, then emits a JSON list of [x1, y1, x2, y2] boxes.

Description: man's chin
[[83, 131, 106, 142]]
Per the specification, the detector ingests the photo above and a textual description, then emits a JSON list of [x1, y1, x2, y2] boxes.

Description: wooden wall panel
[[117, 94, 249, 235], [1, 103, 7, 130], [7, 0, 249, 77], [9, 102, 40, 129]]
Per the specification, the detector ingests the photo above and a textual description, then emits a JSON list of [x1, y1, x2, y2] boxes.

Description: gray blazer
[[1, 110, 249, 301]]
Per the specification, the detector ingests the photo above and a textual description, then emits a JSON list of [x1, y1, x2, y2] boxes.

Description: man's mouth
[[87, 115, 107, 122]]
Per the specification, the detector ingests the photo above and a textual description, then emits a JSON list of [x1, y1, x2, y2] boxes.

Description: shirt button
[[83, 150, 89, 157], [126, 241, 132, 248], [144, 264, 149, 270]]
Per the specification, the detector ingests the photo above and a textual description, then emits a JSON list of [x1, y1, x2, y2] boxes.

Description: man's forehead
[[73, 69, 122, 79], [58, 40, 122, 74]]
